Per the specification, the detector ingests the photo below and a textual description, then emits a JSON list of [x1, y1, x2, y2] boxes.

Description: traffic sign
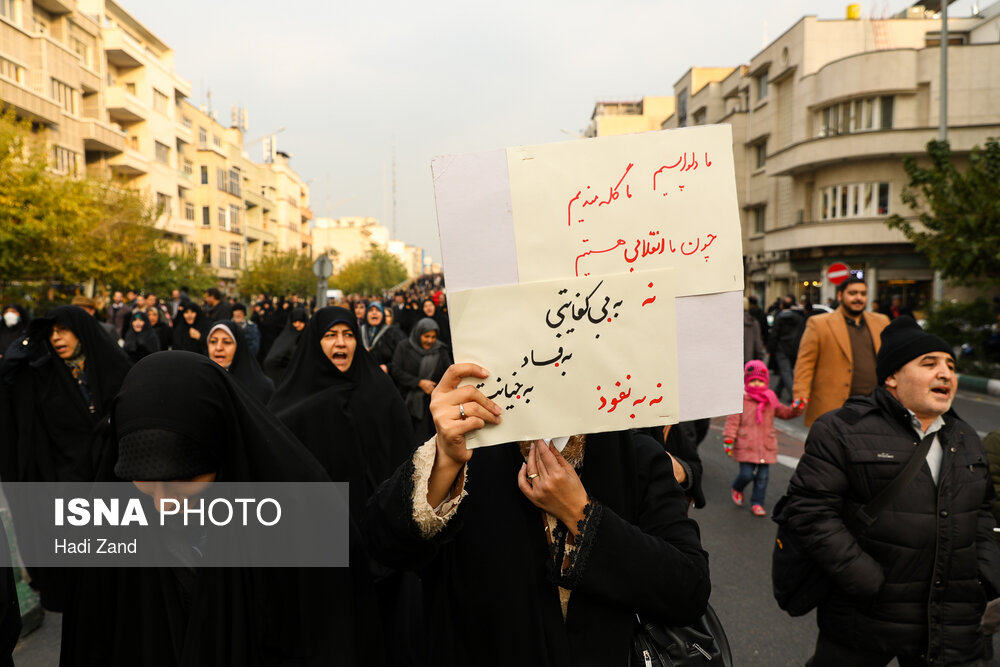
[[826, 262, 850, 285], [313, 255, 333, 280]]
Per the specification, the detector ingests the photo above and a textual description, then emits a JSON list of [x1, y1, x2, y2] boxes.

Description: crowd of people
[[0, 272, 997, 665]]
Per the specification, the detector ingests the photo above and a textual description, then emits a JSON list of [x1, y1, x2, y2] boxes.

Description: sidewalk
[[958, 373, 1000, 398]]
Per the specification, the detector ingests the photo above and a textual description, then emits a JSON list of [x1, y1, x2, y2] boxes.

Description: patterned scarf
[[62, 343, 93, 413]]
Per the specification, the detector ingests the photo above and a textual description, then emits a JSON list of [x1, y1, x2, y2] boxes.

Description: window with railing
[[820, 182, 890, 220], [198, 127, 207, 148], [0, 56, 25, 85], [155, 192, 171, 217], [0, 0, 15, 23], [52, 146, 79, 176], [153, 89, 169, 115], [154, 141, 170, 165], [217, 168, 226, 191], [184, 202, 195, 221], [51, 78, 77, 114], [228, 168, 241, 197], [230, 242, 242, 269], [183, 159, 193, 175], [229, 204, 242, 233], [816, 96, 893, 137], [217, 207, 226, 229]]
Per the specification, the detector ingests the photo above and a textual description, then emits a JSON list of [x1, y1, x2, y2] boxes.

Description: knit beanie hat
[[744, 359, 769, 387], [876, 315, 953, 384]]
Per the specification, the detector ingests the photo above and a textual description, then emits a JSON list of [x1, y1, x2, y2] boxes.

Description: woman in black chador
[[270, 306, 419, 665], [365, 363, 711, 666], [59, 352, 383, 667], [171, 301, 210, 354], [269, 306, 415, 511], [206, 321, 274, 405], [262, 307, 307, 384], [122, 310, 160, 362], [0, 304, 29, 357], [0, 306, 131, 611], [362, 302, 406, 378], [391, 317, 452, 441]]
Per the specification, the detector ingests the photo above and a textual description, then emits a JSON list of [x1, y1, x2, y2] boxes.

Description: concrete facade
[[584, 96, 675, 137]]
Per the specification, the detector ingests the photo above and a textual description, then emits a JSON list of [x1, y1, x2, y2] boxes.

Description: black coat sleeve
[[555, 440, 710, 626]]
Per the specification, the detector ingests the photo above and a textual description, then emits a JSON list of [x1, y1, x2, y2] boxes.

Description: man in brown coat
[[793, 277, 890, 426]]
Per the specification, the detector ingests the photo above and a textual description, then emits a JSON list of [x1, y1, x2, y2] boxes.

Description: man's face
[[885, 352, 957, 424], [171, 290, 180, 300], [113, 291, 123, 304], [203, 292, 215, 306], [837, 283, 867, 316], [232, 310, 245, 323]]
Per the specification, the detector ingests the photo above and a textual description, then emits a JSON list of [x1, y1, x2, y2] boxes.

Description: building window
[[183, 159, 193, 176], [752, 206, 765, 234], [52, 146, 79, 176], [201, 206, 210, 227], [677, 88, 688, 128], [754, 140, 767, 170], [212, 134, 222, 148], [153, 88, 169, 115], [217, 207, 227, 229], [182, 116, 192, 129], [229, 204, 241, 233], [0, 56, 25, 85], [228, 168, 241, 197], [124, 81, 136, 96], [184, 202, 195, 221], [755, 72, 768, 101], [154, 141, 170, 165], [820, 181, 890, 219], [69, 36, 92, 69], [202, 244, 212, 265], [230, 242, 242, 269], [692, 109, 706, 126], [217, 168, 226, 191], [198, 127, 207, 148], [817, 96, 894, 137], [51, 78, 77, 114], [218, 245, 229, 269], [156, 193, 171, 217], [200, 165, 208, 185], [0, 0, 15, 22]]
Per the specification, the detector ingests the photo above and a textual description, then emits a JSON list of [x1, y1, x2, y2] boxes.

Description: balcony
[[33, 0, 73, 14], [0, 79, 60, 126], [106, 86, 146, 123], [83, 118, 125, 153], [763, 218, 910, 253], [767, 126, 999, 177], [243, 188, 272, 212], [175, 120, 192, 145], [108, 147, 150, 177], [103, 30, 145, 69]]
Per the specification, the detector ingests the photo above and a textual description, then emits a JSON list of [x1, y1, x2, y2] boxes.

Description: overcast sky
[[125, 0, 978, 261]]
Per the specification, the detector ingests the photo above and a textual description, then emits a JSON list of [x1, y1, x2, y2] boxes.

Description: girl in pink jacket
[[724, 360, 801, 516]]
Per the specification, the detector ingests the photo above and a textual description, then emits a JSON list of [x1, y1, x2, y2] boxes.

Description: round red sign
[[826, 262, 850, 285]]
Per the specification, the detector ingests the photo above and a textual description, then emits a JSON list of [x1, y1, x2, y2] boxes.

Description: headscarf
[[207, 321, 274, 405], [361, 302, 386, 350], [0, 304, 29, 355], [262, 308, 307, 384], [402, 318, 446, 420], [743, 360, 779, 424], [58, 351, 382, 666], [171, 301, 210, 353], [270, 307, 415, 510], [123, 310, 160, 362]]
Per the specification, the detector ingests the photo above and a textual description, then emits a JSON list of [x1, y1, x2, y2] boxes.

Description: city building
[[312, 216, 427, 279], [583, 96, 675, 138], [660, 2, 1000, 310]]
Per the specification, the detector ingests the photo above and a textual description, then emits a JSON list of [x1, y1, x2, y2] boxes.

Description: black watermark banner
[[3, 482, 350, 567]]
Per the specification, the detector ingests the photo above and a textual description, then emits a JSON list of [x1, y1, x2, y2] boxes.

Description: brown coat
[[792, 308, 890, 426]]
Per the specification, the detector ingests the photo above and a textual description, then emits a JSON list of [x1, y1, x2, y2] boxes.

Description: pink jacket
[[723, 395, 797, 465]]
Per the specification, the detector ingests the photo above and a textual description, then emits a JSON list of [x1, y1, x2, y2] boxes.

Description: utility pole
[[940, 0, 948, 141], [391, 136, 397, 239]]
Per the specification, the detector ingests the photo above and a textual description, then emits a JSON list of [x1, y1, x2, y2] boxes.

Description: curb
[[958, 374, 1000, 398]]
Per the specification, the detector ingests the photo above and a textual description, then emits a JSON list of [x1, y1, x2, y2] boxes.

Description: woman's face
[[422, 301, 435, 317], [134, 472, 217, 511], [292, 319, 306, 332], [353, 302, 366, 319], [49, 324, 79, 359], [321, 323, 356, 372], [366, 307, 383, 326], [383, 308, 394, 325], [183, 309, 197, 325], [131, 317, 145, 332], [146, 308, 159, 325], [208, 330, 236, 368], [419, 330, 437, 350]]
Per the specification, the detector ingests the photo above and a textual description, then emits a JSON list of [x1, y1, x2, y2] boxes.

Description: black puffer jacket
[[784, 387, 1000, 665]]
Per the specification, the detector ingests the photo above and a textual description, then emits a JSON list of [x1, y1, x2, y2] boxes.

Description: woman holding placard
[[365, 363, 710, 665]]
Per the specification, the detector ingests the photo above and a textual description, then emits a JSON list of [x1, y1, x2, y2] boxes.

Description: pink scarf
[[746, 384, 779, 424]]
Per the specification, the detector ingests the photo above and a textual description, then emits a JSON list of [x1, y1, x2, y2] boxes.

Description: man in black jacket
[[767, 295, 803, 402], [784, 316, 1000, 666]]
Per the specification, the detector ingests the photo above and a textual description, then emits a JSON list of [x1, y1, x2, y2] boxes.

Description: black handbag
[[631, 603, 732, 667], [771, 432, 936, 616]]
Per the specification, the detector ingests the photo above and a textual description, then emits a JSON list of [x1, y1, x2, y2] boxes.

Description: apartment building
[[0, 0, 125, 180], [663, 2, 1000, 310], [311, 217, 426, 279], [588, 3, 1000, 310], [267, 151, 313, 257]]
